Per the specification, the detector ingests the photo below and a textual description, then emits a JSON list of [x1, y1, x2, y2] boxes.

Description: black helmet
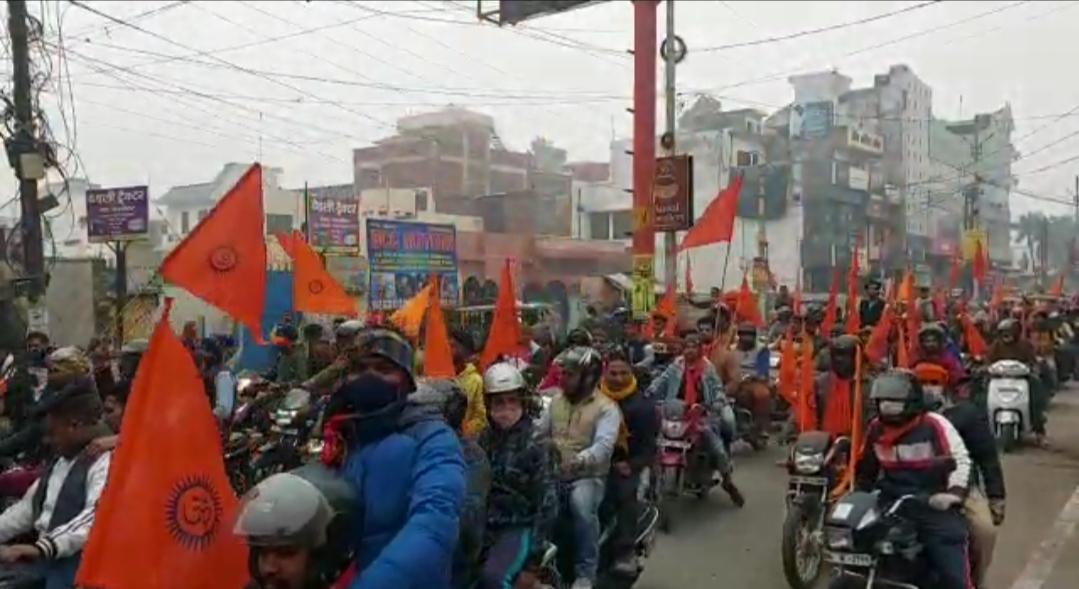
[[831, 334, 861, 353], [410, 378, 468, 432], [869, 370, 924, 420], [352, 328, 415, 385], [557, 346, 604, 397], [234, 463, 356, 588], [997, 318, 1019, 335]]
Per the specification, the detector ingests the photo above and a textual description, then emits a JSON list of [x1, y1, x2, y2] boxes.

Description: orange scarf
[[683, 358, 705, 406]]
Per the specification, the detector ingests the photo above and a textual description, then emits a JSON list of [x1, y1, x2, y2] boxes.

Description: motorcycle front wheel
[[997, 423, 1020, 453], [781, 503, 823, 589]]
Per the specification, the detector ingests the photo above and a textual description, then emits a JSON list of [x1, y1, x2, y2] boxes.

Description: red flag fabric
[[290, 234, 357, 317], [75, 299, 248, 589], [480, 259, 522, 368], [679, 174, 744, 250], [159, 163, 267, 341], [971, 238, 987, 284], [734, 275, 763, 327]]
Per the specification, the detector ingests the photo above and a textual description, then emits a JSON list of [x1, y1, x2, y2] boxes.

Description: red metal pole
[[631, 0, 658, 317]]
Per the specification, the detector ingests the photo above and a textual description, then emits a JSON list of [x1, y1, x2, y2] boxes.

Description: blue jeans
[[568, 477, 604, 582], [34, 552, 81, 589]]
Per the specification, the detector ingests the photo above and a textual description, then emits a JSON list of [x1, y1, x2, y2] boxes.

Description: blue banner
[[366, 219, 459, 310]]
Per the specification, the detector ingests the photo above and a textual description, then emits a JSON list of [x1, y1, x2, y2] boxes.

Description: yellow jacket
[[457, 363, 487, 436]]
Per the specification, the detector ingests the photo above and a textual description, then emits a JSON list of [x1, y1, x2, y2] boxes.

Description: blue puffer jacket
[[343, 402, 466, 589]]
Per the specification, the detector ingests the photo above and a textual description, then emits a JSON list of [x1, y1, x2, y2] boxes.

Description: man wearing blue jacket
[[327, 327, 466, 589]]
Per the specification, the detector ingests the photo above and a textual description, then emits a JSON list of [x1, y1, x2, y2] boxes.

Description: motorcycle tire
[[998, 423, 1020, 454], [781, 504, 823, 589]]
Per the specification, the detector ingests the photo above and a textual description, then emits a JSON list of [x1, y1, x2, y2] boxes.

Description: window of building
[[265, 213, 294, 234], [736, 150, 759, 166], [414, 190, 428, 212], [588, 212, 611, 240], [610, 209, 633, 239], [197, 209, 209, 222], [180, 211, 190, 234]]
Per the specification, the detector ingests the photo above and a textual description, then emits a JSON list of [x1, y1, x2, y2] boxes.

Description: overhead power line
[[699, 1, 945, 52]]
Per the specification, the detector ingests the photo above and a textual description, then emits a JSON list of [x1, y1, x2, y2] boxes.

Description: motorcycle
[[823, 488, 974, 589], [985, 359, 1032, 452], [249, 388, 322, 481], [732, 374, 770, 451], [780, 430, 850, 589], [653, 399, 713, 532], [535, 476, 660, 589]]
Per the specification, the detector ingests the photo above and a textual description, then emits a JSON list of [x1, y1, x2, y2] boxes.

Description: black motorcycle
[[823, 460, 971, 589], [537, 475, 660, 589], [248, 388, 323, 482], [780, 431, 850, 589]]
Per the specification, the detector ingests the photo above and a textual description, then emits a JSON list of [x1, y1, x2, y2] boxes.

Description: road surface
[[637, 386, 1079, 589]]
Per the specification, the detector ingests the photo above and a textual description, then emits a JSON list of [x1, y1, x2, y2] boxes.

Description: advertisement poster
[[366, 219, 459, 310], [85, 185, 149, 243], [307, 188, 360, 255]]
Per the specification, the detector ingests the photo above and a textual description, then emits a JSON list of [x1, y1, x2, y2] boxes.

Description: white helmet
[[483, 362, 527, 395]]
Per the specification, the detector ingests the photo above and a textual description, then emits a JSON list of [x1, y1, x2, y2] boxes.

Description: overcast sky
[[5, 0, 1079, 219]]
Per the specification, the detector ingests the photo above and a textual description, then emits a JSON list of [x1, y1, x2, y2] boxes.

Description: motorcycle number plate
[[658, 439, 691, 449], [825, 552, 874, 567], [789, 475, 829, 486]]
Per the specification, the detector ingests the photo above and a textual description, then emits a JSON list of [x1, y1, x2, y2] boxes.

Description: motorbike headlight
[[793, 451, 825, 474], [825, 526, 853, 550], [661, 420, 688, 439], [306, 438, 324, 456], [274, 410, 297, 426]]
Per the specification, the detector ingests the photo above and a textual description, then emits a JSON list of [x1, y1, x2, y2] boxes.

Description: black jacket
[[612, 390, 658, 472], [859, 298, 885, 328], [942, 401, 1006, 500]]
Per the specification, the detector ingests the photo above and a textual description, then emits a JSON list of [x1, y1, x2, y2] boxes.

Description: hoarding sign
[[652, 154, 694, 232], [366, 219, 459, 310], [85, 185, 149, 243], [308, 190, 360, 255]]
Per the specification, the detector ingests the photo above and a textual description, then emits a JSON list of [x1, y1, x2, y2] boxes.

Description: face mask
[[489, 404, 523, 430], [877, 400, 906, 417], [345, 373, 402, 414]]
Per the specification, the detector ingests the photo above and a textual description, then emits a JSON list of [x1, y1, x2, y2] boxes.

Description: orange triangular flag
[[480, 259, 522, 368], [897, 270, 913, 302], [821, 267, 840, 336], [1048, 272, 1065, 297], [76, 299, 247, 589], [680, 174, 744, 250], [971, 238, 988, 284], [275, 229, 300, 258], [290, 235, 357, 316], [389, 285, 432, 338], [159, 163, 267, 342], [948, 249, 961, 289], [777, 334, 797, 406], [958, 312, 989, 356], [734, 275, 762, 327], [422, 276, 456, 378]]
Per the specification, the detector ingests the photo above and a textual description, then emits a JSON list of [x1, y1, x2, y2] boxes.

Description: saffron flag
[[480, 259, 521, 369], [159, 163, 267, 341], [289, 232, 357, 317], [389, 284, 432, 338], [679, 174, 744, 250], [422, 276, 456, 378], [75, 299, 247, 589]]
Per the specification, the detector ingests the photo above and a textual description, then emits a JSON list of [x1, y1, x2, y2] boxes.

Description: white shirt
[[0, 452, 111, 559]]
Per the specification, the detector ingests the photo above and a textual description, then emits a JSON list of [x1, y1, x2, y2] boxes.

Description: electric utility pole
[[661, 0, 678, 289], [6, 0, 47, 306], [963, 116, 987, 300]]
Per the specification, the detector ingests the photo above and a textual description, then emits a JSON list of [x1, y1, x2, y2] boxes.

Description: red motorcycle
[[654, 399, 715, 532], [0, 463, 41, 510]]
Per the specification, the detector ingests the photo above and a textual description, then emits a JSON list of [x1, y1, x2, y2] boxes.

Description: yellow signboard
[[631, 206, 650, 232], [631, 255, 655, 319], [961, 228, 987, 261]]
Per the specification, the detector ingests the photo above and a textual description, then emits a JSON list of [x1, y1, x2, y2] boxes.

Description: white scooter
[[985, 359, 1032, 453]]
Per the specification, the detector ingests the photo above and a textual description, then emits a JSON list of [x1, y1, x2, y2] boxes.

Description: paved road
[[637, 386, 1079, 589]]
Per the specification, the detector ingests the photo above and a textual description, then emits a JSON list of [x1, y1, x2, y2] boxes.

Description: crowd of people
[[0, 276, 1071, 589]]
